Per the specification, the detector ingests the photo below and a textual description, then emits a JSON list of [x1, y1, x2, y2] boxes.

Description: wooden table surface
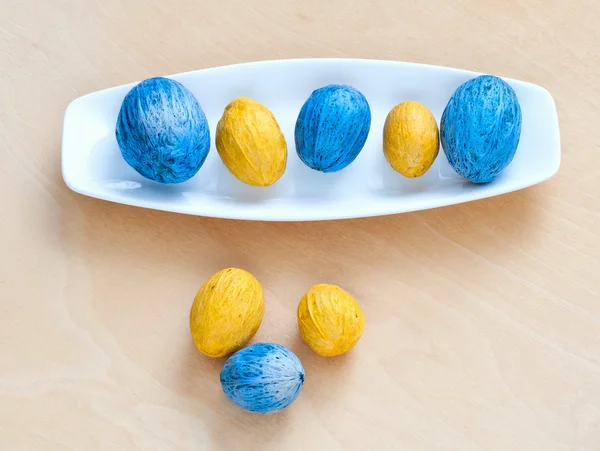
[[2, 0, 599, 449]]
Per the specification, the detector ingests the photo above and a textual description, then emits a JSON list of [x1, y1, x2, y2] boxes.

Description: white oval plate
[[61, 58, 560, 221]]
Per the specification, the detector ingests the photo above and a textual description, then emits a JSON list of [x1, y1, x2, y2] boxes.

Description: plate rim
[[61, 57, 561, 222]]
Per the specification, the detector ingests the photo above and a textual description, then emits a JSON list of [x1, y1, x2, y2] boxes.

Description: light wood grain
[[1, 0, 599, 449]]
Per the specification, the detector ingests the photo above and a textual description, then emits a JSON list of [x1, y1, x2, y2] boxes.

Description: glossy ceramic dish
[[61, 58, 561, 221]]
